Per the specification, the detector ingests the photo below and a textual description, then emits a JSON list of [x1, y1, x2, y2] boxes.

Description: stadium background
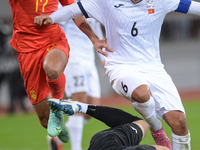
[[0, 1, 200, 150]]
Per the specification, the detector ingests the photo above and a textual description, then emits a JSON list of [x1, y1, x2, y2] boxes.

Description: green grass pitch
[[0, 100, 200, 150]]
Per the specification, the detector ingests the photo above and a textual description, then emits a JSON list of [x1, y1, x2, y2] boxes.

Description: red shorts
[[17, 37, 69, 104]]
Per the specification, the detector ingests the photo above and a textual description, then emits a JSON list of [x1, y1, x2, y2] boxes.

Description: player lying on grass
[[47, 98, 169, 150]]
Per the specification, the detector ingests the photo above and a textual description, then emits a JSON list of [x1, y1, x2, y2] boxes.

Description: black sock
[[86, 105, 142, 128]]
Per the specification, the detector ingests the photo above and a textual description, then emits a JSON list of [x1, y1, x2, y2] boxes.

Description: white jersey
[[60, 18, 104, 65], [78, 0, 180, 72]]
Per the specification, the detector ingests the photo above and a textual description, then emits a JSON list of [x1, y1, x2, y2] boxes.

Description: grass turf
[[0, 100, 200, 150]]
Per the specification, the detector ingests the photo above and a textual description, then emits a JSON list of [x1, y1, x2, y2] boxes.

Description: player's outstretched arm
[[187, 1, 200, 16], [34, 3, 82, 26], [73, 16, 114, 56]]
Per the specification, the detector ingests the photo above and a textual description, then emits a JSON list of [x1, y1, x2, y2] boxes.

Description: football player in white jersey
[[35, 0, 200, 149]]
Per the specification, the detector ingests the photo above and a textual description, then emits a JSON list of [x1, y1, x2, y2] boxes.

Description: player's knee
[[43, 63, 60, 79], [164, 111, 188, 135], [174, 115, 187, 130], [137, 92, 150, 102], [132, 85, 150, 102], [169, 114, 188, 134]]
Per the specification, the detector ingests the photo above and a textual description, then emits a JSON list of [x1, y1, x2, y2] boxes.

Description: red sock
[[47, 73, 66, 99], [52, 137, 63, 150]]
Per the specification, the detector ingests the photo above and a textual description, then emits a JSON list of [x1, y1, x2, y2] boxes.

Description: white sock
[[132, 96, 162, 131], [171, 131, 191, 150], [74, 101, 88, 114], [66, 115, 84, 150]]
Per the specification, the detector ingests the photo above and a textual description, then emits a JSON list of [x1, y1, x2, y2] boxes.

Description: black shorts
[[88, 123, 155, 150]]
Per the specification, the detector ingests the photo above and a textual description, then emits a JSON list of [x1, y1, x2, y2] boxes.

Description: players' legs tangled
[[109, 70, 171, 149], [65, 93, 100, 150], [47, 61, 101, 150], [109, 67, 191, 150], [47, 98, 170, 150], [35, 96, 70, 143], [47, 93, 101, 150], [66, 92, 89, 150]]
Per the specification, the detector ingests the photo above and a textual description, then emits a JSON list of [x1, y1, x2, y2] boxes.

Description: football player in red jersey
[[8, 0, 113, 143]]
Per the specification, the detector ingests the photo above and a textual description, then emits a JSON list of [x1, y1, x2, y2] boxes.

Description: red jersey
[[9, 0, 75, 52]]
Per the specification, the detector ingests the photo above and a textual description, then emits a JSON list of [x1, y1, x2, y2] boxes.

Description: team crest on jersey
[[146, 0, 154, 14], [30, 90, 37, 100]]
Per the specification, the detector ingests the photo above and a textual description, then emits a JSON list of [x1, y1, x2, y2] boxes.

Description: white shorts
[[108, 66, 185, 120], [64, 63, 101, 98]]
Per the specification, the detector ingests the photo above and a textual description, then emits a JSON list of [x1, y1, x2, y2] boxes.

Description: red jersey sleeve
[[59, 0, 76, 6]]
